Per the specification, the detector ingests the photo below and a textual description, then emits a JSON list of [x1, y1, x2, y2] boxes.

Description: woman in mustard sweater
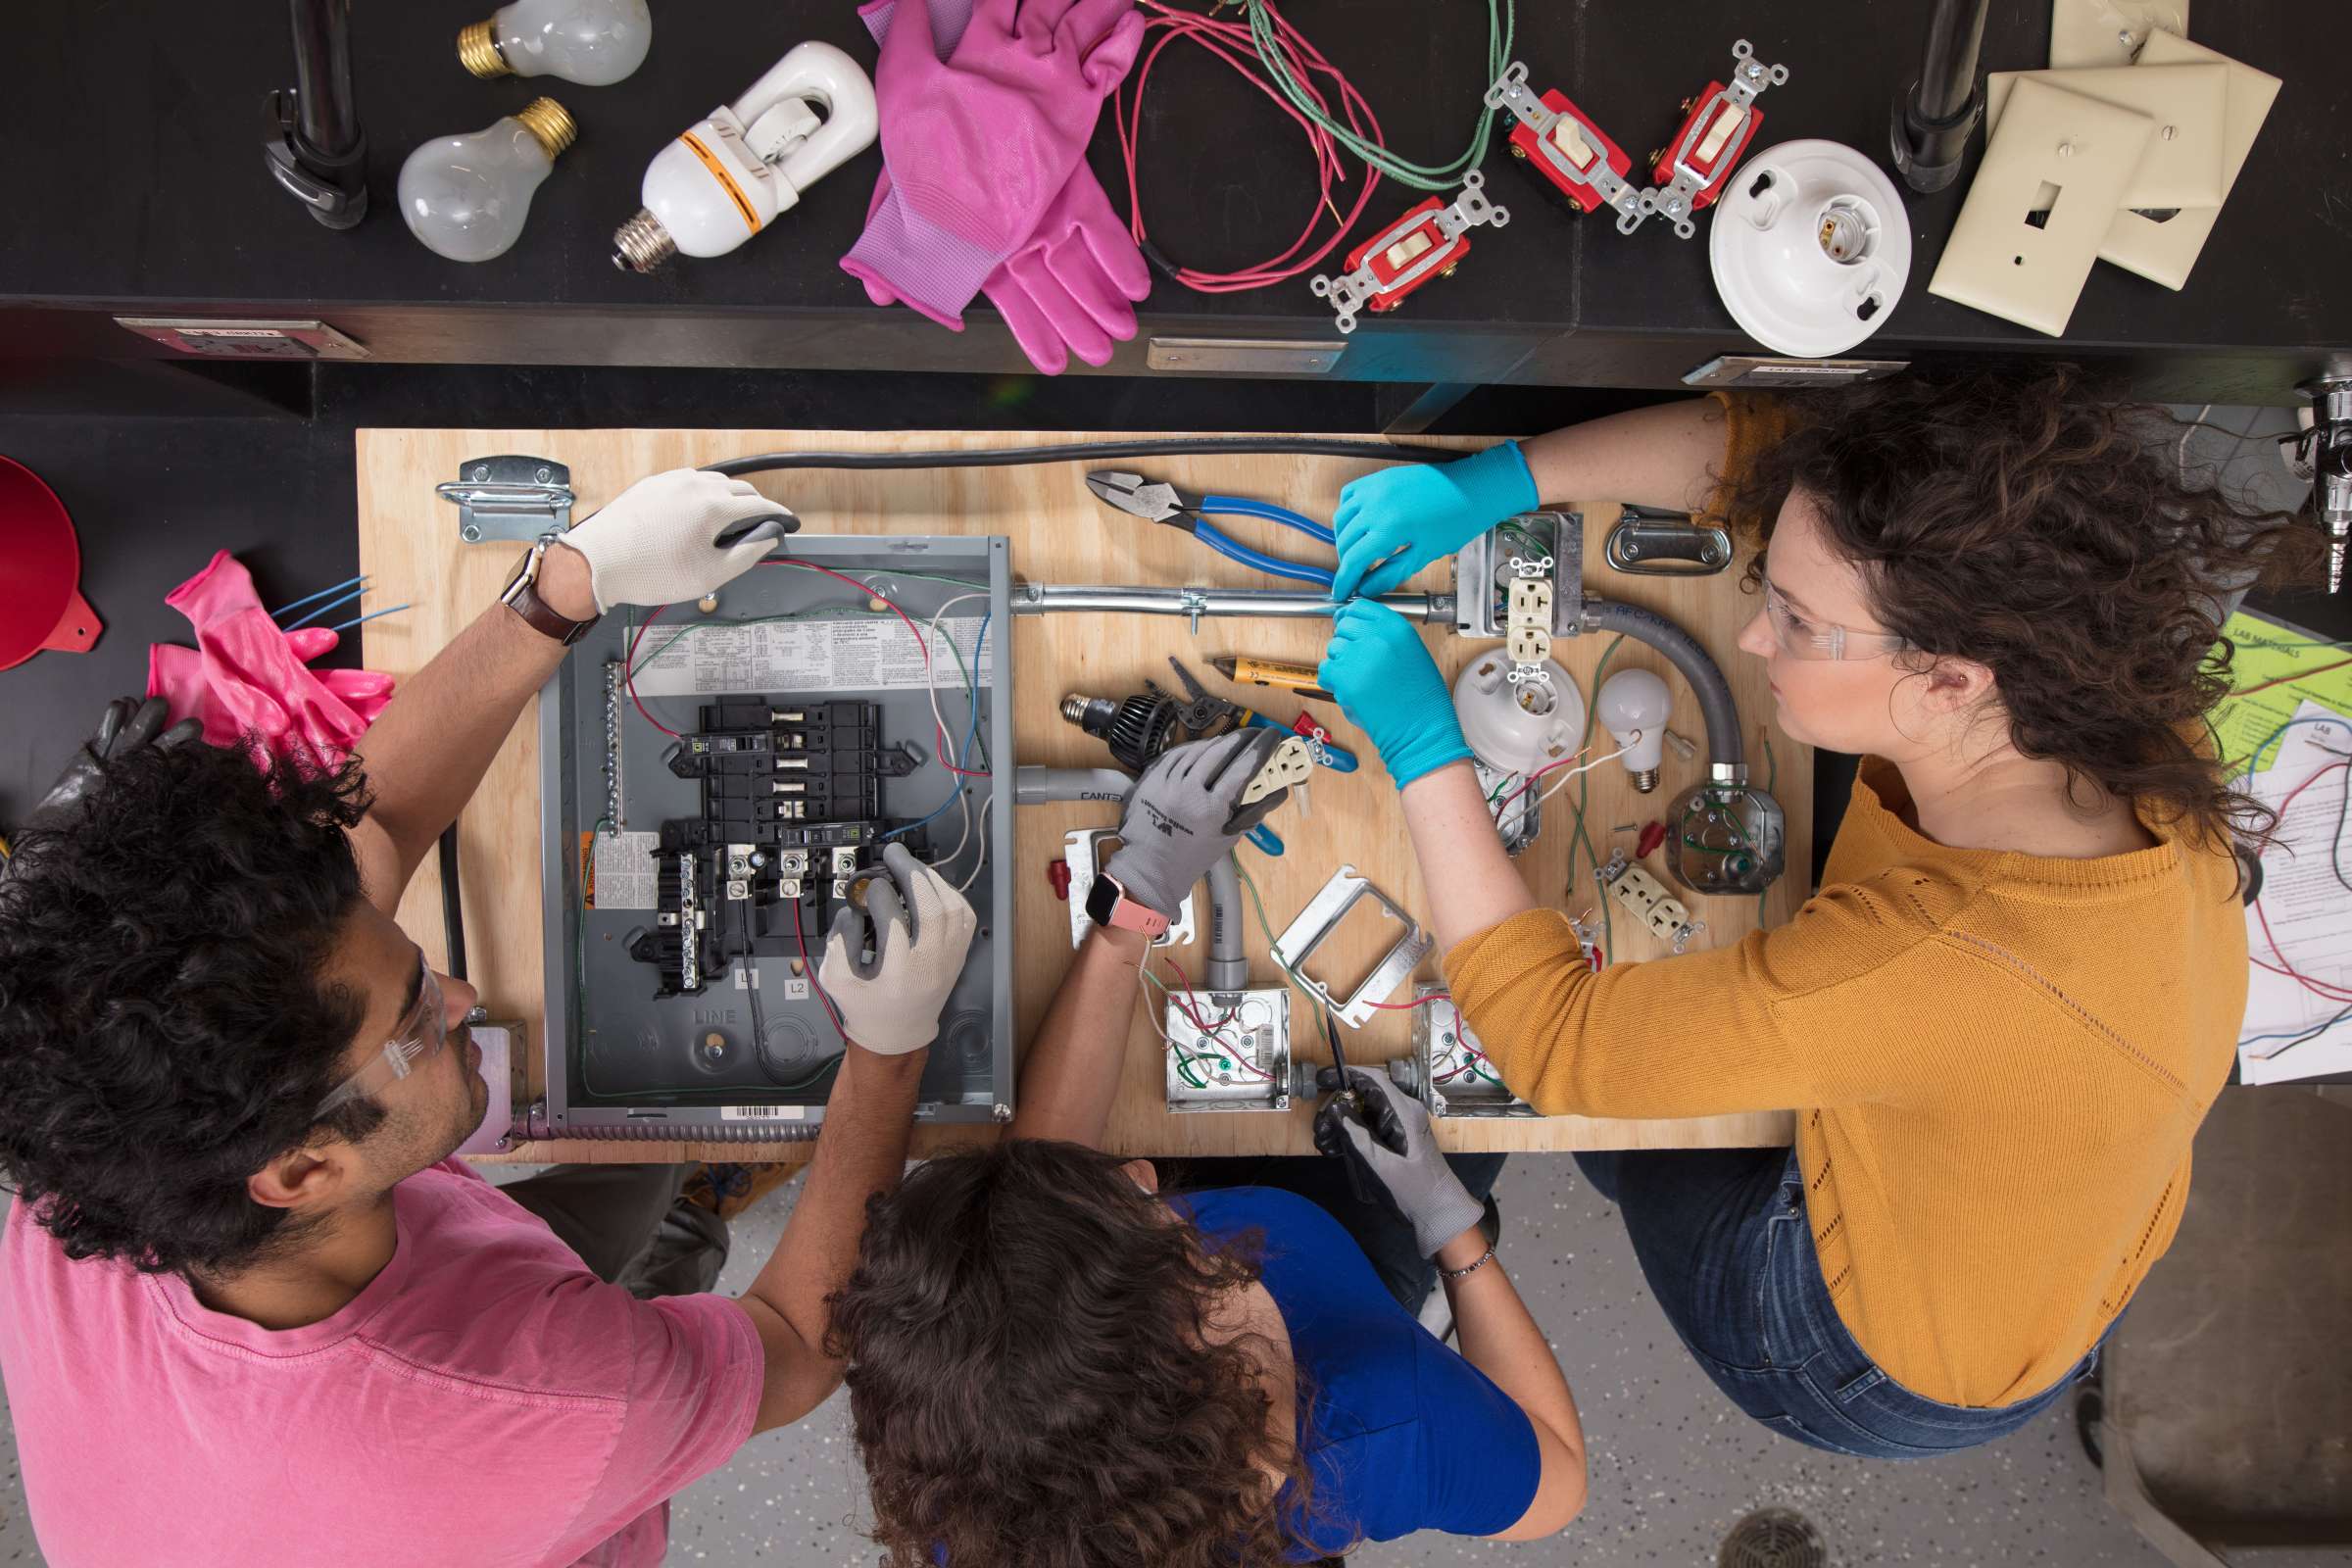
[[1316, 369, 2321, 1457]]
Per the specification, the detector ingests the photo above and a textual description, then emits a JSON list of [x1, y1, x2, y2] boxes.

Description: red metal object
[[1341, 198, 1473, 316], [1650, 82, 1765, 213], [0, 455, 103, 672], [1506, 88, 1633, 213], [1047, 858, 1072, 901]]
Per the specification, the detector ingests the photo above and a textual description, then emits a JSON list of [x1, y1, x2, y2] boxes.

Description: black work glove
[[27, 697, 203, 830]]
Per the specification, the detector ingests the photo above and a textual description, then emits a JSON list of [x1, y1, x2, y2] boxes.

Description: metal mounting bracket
[[438, 455, 575, 544], [1270, 864, 1433, 1029], [1061, 829, 1197, 951]]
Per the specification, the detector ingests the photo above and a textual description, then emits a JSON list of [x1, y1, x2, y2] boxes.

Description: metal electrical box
[[530, 535, 1015, 1142]]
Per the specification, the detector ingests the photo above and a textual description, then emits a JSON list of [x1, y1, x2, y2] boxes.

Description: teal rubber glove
[[1317, 600, 1472, 788], [1329, 440, 1540, 601]]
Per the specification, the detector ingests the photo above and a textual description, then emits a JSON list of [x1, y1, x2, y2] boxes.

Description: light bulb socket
[[514, 97, 577, 160], [612, 209, 675, 273], [457, 19, 513, 78], [1627, 766, 1660, 795]]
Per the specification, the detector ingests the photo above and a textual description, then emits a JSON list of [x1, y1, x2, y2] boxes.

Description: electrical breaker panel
[[534, 536, 1015, 1142]]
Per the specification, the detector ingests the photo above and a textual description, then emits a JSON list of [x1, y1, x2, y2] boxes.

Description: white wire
[[954, 795, 993, 895], [1529, 742, 1632, 810], [919, 592, 989, 872], [925, 593, 989, 765]]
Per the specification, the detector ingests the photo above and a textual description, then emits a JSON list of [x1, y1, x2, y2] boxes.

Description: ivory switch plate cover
[[1985, 63, 2227, 209], [2049, 0, 2188, 68], [2101, 31, 2281, 289], [1929, 75, 2155, 337]]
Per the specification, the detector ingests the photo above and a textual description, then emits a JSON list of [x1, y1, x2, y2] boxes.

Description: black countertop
[[6, 1, 2349, 390]]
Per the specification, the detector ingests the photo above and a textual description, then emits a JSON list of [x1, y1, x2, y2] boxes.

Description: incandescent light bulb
[[1594, 668, 1673, 793], [459, 0, 652, 86], [398, 99, 576, 264]]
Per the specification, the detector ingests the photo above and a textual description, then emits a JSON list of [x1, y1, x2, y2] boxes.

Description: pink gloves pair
[[842, 0, 1151, 375], [146, 551, 395, 772]]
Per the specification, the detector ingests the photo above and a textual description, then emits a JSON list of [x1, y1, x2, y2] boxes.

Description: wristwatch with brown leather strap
[[501, 534, 601, 646]]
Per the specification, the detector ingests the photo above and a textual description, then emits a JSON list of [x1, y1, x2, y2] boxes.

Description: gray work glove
[[817, 843, 978, 1055], [1314, 1065, 1485, 1259], [1105, 729, 1289, 919], [27, 696, 204, 830]]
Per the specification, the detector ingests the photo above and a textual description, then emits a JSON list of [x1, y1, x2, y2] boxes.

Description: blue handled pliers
[[1085, 470, 1337, 589]]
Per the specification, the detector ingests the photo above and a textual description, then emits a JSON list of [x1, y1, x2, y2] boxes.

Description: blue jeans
[[1577, 1146, 2101, 1458]]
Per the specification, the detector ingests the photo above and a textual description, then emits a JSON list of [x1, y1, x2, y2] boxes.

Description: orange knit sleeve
[[1441, 868, 1969, 1119]]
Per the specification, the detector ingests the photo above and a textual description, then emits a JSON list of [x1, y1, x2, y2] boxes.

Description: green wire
[[1569, 636, 1624, 961], [1245, 0, 1514, 193]]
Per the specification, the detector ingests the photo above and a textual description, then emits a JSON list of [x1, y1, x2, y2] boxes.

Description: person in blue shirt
[[827, 732, 1589, 1566]]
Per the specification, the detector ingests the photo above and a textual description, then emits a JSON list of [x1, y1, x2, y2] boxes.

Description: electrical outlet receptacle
[[1242, 735, 1314, 806]]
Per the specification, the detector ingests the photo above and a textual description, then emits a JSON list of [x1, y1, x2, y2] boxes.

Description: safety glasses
[[314, 956, 449, 1119], [1758, 574, 1906, 662]]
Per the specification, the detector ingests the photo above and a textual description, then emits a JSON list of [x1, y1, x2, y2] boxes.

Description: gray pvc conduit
[[1201, 855, 1247, 997], [1013, 584, 1449, 622], [1581, 599, 1744, 773], [1010, 766, 1249, 996]]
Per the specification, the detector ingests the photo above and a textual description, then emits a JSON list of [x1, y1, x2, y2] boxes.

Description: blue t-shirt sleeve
[[1406, 1331, 1543, 1538]]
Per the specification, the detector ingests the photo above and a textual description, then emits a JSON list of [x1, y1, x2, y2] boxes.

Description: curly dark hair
[[1723, 367, 2326, 848], [826, 1140, 1331, 1567], [0, 737, 384, 1276]]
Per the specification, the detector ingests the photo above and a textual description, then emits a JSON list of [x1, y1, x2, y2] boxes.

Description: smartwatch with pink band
[[1084, 871, 1171, 940]]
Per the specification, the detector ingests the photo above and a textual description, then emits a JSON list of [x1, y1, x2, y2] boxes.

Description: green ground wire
[[1568, 636, 1625, 960], [1246, 0, 1514, 193]]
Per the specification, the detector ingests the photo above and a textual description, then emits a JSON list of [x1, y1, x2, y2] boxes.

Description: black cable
[[2267, 1002, 2352, 1061], [704, 435, 1465, 479], [740, 898, 769, 1052]]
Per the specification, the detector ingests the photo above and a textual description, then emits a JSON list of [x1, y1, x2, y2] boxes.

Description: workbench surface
[[7, 3, 2346, 400], [357, 427, 1805, 1161]]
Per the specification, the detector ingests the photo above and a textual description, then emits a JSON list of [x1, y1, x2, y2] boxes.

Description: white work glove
[[818, 843, 978, 1054], [560, 468, 795, 613]]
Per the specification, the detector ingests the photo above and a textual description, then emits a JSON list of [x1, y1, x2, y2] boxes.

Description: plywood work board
[[355, 429, 1804, 1163]]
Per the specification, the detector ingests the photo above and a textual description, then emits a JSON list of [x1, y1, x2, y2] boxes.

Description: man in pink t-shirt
[[0, 474, 976, 1566]]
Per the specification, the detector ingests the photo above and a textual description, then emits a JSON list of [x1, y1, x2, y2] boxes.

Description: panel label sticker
[[583, 830, 661, 910], [720, 1104, 808, 1121], [630, 614, 994, 698]]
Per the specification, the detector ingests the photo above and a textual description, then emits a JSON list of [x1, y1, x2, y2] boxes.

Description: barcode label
[[719, 1104, 808, 1121]]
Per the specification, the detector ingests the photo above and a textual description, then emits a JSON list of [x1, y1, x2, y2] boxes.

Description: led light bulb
[[1594, 668, 1673, 793], [459, 0, 652, 86], [398, 99, 576, 264]]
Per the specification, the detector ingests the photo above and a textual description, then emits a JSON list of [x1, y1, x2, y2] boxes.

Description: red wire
[[1116, 0, 1385, 293], [2231, 656, 2352, 697], [621, 557, 984, 773], [1355, 991, 1452, 1011], [2249, 760, 2352, 1003], [760, 560, 986, 777], [791, 896, 850, 1045], [1153, 954, 1272, 1078], [624, 606, 682, 738], [1496, 748, 1592, 817]]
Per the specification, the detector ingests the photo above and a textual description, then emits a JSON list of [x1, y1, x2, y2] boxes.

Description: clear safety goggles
[[1758, 574, 1906, 662], [315, 957, 449, 1119]]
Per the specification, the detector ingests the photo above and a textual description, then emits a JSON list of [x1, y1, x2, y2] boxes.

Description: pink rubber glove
[[146, 551, 397, 772], [857, 0, 1151, 372], [840, 0, 1144, 327]]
